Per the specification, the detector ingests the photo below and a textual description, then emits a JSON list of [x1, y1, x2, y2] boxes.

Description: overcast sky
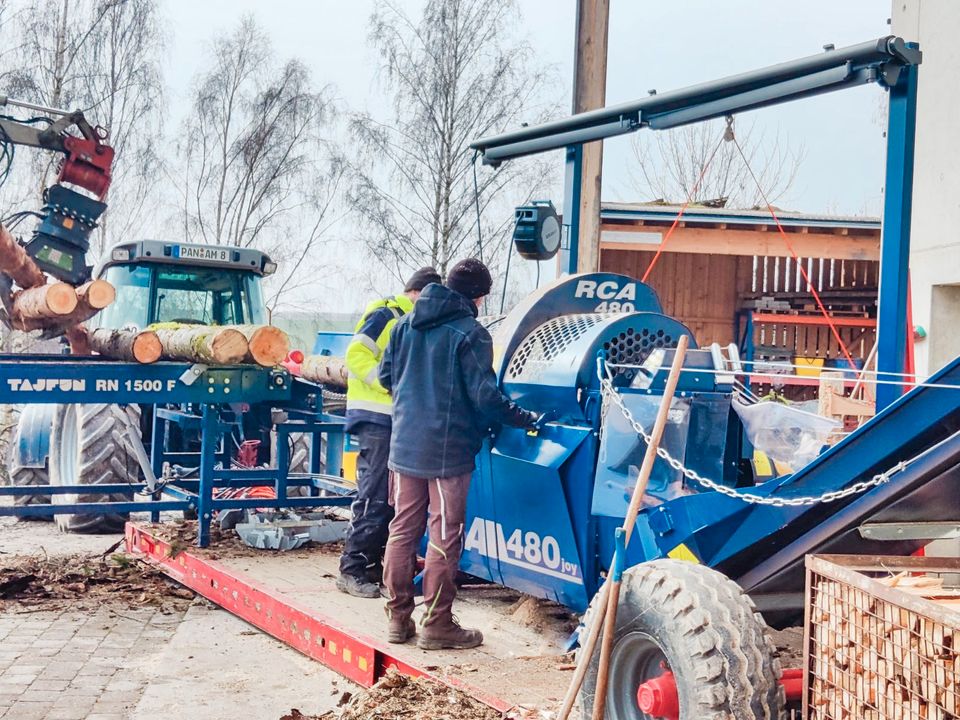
[[158, 0, 894, 311], [164, 0, 893, 215]]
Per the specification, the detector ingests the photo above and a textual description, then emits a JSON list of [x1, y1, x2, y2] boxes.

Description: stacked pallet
[[809, 572, 960, 720]]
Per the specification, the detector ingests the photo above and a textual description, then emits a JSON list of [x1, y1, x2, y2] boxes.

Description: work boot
[[387, 618, 416, 644], [417, 621, 483, 650], [335, 573, 380, 599]]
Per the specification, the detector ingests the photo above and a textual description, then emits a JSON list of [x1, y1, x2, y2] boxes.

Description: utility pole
[[572, 0, 610, 274]]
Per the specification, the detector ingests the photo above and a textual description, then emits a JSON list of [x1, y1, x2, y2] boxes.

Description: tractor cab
[[92, 240, 275, 329]]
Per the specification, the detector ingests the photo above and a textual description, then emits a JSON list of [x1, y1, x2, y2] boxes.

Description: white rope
[[607, 362, 960, 392]]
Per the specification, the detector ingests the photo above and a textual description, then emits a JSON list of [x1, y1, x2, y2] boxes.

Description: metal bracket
[[179, 364, 207, 386], [859, 521, 960, 541]]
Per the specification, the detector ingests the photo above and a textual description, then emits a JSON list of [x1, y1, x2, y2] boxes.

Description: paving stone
[[19, 688, 62, 702], [5, 701, 51, 720], [29, 678, 70, 692]]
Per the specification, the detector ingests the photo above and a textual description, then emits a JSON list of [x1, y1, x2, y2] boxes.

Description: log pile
[[0, 223, 116, 335], [810, 572, 960, 719], [299, 354, 348, 388]]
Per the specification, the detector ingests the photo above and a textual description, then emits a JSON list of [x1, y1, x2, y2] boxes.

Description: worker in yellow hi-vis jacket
[[336, 266, 441, 599]]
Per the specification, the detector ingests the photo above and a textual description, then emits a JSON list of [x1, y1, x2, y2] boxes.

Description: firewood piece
[[152, 324, 249, 365], [75, 279, 115, 310], [11, 282, 78, 328], [300, 354, 347, 387], [88, 327, 162, 364], [231, 325, 290, 367], [0, 224, 45, 289]]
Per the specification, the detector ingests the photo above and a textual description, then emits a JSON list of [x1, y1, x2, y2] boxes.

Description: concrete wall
[[893, 1, 960, 376]]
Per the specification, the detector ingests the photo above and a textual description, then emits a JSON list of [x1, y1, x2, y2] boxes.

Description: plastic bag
[[732, 397, 839, 472]]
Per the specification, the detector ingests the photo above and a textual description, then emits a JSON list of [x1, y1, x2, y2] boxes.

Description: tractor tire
[[49, 404, 142, 534], [271, 430, 326, 498], [7, 427, 51, 520], [578, 559, 784, 720]]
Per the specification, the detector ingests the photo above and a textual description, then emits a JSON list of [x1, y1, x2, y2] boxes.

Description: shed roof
[[600, 202, 881, 232]]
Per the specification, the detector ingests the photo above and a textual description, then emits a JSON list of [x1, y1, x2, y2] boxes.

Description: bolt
[[209, 377, 215, 384], [208, 387, 214, 393], [224, 388, 230, 394], [224, 377, 231, 384]]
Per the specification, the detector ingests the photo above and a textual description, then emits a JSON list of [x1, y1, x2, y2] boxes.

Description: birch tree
[[175, 16, 343, 311], [348, 0, 556, 280], [629, 118, 806, 209], [4, 0, 165, 255]]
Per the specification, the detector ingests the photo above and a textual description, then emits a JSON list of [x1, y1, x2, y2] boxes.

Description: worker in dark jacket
[[379, 258, 539, 649], [336, 266, 441, 599]]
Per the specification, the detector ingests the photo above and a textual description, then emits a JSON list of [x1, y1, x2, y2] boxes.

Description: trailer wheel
[[7, 431, 51, 520], [49, 404, 142, 534], [578, 559, 784, 720]]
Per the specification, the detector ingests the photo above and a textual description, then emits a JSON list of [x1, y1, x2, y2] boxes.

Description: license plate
[[173, 245, 230, 262]]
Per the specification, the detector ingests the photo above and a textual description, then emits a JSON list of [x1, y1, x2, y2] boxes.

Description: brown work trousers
[[383, 472, 470, 629]]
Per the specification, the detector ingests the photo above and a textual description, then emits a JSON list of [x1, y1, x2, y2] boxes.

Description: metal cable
[[599, 372, 933, 507]]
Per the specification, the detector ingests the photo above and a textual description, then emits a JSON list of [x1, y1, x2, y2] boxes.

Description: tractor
[[6, 239, 320, 533]]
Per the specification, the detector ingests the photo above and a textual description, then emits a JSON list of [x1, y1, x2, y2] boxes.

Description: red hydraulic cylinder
[[636, 667, 804, 719]]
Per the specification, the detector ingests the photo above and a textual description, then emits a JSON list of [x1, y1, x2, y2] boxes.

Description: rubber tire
[[271, 430, 327, 498], [578, 559, 784, 720], [7, 420, 51, 520], [49, 404, 142, 534]]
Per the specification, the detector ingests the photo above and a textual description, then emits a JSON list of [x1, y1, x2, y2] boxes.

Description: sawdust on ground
[[770, 625, 805, 668], [145, 519, 344, 561], [281, 668, 525, 720], [0, 550, 196, 612]]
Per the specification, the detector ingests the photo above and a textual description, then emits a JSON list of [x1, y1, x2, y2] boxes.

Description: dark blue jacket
[[379, 283, 535, 478]]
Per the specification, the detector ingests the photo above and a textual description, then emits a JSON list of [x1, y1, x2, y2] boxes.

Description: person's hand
[[526, 410, 555, 433]]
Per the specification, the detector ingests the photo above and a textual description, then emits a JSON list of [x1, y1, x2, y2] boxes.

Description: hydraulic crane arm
[[471, 36, 921, 165], [0, 97, 115, 283]]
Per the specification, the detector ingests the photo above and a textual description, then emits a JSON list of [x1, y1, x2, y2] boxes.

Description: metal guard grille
[[505, 313, 680, 383], [506, 314, 608, 381]]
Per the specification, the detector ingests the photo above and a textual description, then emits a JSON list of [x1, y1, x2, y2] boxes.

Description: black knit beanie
[[446, 258, 492, 299], [404, 266, 442, 292]]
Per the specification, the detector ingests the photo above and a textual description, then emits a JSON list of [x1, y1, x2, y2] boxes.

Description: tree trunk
[[300, 354, 348, 388], [152, 324, 249, 364], [11, 283, 79, 329], [231, 324, 290, 367], [88, 327, 162, 364], [0, 225, 46, 290]]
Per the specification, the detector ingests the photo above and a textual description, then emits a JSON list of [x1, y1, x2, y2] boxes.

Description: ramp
[[125, 523, 572, 711]]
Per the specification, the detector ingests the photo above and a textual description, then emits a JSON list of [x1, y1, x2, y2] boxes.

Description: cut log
[[76, 279, 115, 310], [231, 325, 290, 367], [300, 354, 347, 387], [0, 224, 45, 289], [11, 283, 78, 329], [152, 324, 249, 365], [88, 327, 162, 364]]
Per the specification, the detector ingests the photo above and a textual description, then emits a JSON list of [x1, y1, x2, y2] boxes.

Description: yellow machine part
[[341, 450, 358, 484]]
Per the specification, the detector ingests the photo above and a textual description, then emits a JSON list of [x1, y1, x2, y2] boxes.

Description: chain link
[[598, 376, 908, 507]]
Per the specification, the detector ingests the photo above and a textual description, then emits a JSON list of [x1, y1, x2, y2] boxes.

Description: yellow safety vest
[[345, 294, 413, 417]]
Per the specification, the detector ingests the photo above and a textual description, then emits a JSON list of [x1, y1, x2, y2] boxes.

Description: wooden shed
[[598, 203, 881, 370]]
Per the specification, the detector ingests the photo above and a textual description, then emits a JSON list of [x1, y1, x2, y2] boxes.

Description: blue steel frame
[[473, 36, 921, 410], [876, 46, 919, 410], [0, 356, 352, 547]]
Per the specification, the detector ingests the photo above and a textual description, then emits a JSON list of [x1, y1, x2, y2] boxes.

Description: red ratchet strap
[[641, 133, 726, 283], [728, 130, 857, 369]]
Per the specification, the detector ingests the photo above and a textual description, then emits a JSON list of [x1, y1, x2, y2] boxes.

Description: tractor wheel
[[272, 430, 326, 498], [49, 404, 142, 534], [7, 420, 51, 520], [578, 559, 784, 720]]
